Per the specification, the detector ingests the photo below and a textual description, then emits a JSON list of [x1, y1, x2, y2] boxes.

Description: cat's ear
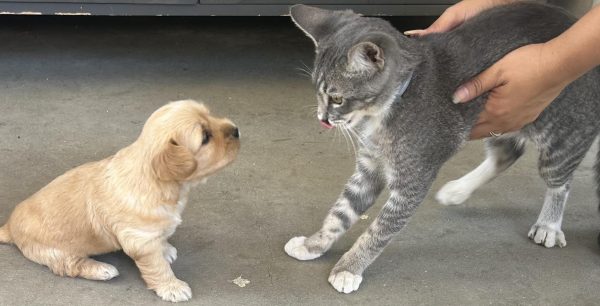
[[290, 4, 355, 47], [347, 41, 385, 73]]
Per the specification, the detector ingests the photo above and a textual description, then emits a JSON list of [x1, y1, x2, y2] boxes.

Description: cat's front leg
[[285, 152, 385, 261], [328, 169, 433, 293]]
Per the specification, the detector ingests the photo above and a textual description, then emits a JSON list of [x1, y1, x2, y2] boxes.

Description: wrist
[[538, 41, 578, 89], [541, 5, 600, 86]]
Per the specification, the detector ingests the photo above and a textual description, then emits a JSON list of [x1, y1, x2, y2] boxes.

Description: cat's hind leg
[[436, 136, 525, 205], [527, 183, 569, 248], [285, 151, 385, 261], [528, 136, 594, 248]]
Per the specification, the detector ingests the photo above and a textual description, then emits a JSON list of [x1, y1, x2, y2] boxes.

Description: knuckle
[[471, 78, 484, 96]]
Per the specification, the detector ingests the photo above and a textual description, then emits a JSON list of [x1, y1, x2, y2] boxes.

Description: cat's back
[[427, 2, 576, 83], [455, 2, 575, 43], [391, 3, 585, 152]]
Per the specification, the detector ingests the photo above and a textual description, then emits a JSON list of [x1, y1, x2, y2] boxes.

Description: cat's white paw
[[284, 236, 323, 261], [436, 179, 473, 206], [164, 243, 178, 264], [328, 271, 363, 294], [154, 279, 192, 303], [528, 223, 566, 248]]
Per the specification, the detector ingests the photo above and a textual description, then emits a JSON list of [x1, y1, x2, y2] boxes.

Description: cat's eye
[[202, 130, 212, 145], [330, 95, 343, 105]]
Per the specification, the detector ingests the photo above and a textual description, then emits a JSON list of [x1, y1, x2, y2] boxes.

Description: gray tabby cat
[[284, 3, 600, 293]]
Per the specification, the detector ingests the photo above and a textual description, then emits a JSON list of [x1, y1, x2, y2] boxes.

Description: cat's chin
[[328, 119, 356, 130], [326, 111, 374, 131], [345, 112, 373, 130]]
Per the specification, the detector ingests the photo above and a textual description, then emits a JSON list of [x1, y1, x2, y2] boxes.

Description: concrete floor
[[0, 16, 599, 306]]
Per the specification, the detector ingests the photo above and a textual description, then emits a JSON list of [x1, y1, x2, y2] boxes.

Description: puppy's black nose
[[232, 127, 240, 138]]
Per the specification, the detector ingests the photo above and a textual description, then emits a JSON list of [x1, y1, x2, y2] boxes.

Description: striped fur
[[287, 3, 600, 294]]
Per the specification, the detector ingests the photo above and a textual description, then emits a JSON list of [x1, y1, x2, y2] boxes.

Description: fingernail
[[403, 30, 422, 36], [452, 86, 469, 104]]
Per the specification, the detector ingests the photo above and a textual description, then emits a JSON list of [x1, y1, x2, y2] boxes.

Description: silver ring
[[489, 131, 502, 137]]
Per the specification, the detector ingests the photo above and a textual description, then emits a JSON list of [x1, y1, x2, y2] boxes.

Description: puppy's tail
[[0, 224, 12, 244]]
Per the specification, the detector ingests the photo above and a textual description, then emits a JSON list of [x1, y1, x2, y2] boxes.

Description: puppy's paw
[[95, 263, 120, 281], [284, 236, 322, 261], [528, 223, 566, 248], [155, 279, 192, 303], [436, 180, 472, 206], [80, 261, 119, 281], [328, 271, 363, 294], [164, 243, 178, 264]]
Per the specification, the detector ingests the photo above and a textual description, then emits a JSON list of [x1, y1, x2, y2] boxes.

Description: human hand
[[404, 0, 516, 37], [452, 43, 569, 139]]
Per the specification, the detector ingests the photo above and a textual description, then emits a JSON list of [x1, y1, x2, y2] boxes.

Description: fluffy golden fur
[[0, 100, 240, 302]]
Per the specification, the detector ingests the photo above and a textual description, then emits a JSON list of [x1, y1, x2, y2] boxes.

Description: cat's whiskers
[[331, 125, 341, 147], [310, 106, 319, 116], [335, 127, 346, 152], [345, 126, 358, 157], [300, 61, 314, 77], [299, 104, 317, 110], [345, 125, 368, 149], [296, 62, 314, 79], [296, 70, 312, 79], [338, 125, 353, 154], [340, 124, 358, 157], [297, 104, 319, 119]]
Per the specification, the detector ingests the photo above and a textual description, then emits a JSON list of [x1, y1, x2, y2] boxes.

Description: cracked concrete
[[0, 15, 599, 306]]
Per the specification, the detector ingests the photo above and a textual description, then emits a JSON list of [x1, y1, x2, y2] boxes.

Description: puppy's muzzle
[[225, 125, 239, 139]]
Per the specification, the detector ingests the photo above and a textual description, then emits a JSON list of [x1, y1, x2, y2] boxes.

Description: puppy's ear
[[152, 139, 197, 182]]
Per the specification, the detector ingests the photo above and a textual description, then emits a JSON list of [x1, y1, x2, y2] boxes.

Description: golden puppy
[[0, 100, 240, 302]]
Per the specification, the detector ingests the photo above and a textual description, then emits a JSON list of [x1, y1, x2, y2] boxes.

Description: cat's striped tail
[[0, 224, 12, 244]]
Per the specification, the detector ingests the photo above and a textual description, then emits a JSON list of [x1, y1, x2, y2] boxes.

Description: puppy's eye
[[330, 95, 343, 105], [202, 130, 212, 145]]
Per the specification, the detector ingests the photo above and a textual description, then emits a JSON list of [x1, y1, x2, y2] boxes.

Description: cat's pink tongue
[[320, 120, 333, 129]]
